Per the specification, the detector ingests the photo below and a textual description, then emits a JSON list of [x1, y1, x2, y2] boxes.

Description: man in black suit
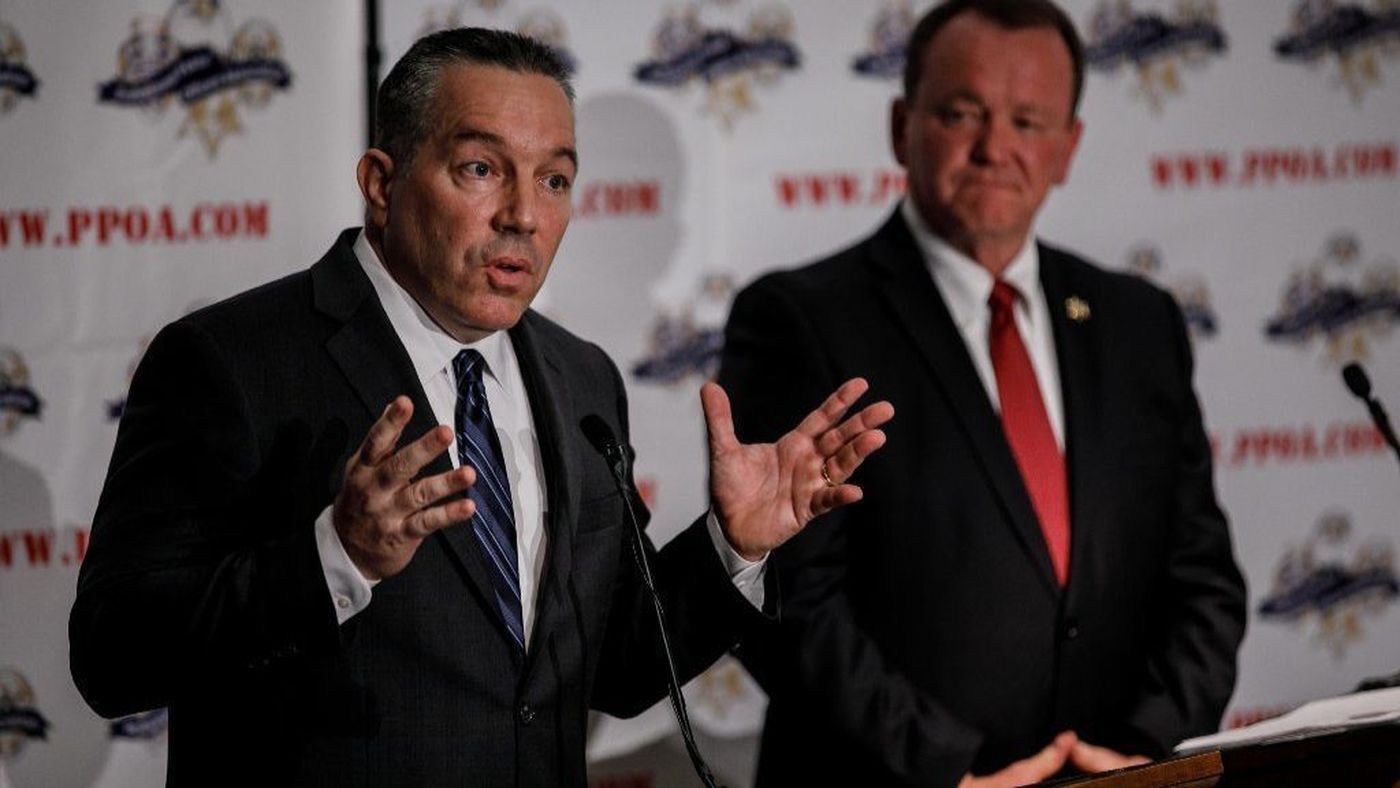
[[718, 1, 1246, 785], [69, 28, 891, 786]]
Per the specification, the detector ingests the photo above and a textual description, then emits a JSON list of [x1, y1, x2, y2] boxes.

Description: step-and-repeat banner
[[0, 1, 364, 786], [3, 1, 1398, 786]]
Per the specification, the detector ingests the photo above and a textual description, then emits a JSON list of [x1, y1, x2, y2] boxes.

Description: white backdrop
[[3, 1, 1398, 786]]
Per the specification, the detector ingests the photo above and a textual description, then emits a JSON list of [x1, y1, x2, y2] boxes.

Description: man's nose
[[971, 117, 1013, 165], [493, 177, 538, 235]]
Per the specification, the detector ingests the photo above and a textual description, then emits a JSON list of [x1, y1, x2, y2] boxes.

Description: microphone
[[1341, 363, 1400, 468], [578, 415, 721, 788]]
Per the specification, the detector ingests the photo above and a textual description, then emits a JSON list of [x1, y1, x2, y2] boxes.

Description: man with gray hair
[[71, 28, 892, 786]]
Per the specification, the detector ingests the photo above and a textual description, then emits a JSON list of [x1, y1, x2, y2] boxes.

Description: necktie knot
[[989, 280, 1020, 326], [453, 349, 487, 420]]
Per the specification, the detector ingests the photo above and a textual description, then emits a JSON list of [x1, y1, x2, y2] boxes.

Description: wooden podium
[[1045, 722, 1400, 787]]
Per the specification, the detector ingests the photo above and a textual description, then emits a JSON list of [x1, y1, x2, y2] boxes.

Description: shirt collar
[[899, 197, 1041, 330], [352, 229, 511, 386]]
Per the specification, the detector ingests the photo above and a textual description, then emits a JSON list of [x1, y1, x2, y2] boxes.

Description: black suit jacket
[[718, 212, 1246, 786], [71, 229, 755, 787]]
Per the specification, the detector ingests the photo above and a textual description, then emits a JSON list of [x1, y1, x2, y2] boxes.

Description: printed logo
[[634, 2, 801, 129], [1264, 231, 1400, 364], [0, 347, 42, 438], [0, 21, 38, 114], [631, 274, 734, 385], [1258, 510, 1398, 658], [97, 0, 292, 158], [0, 668, 49, 760], [1084, 0, 1228, 113], [851, 0, 917, 79], [1275, 0, 1400, 105], [417, 1, 576, 71], [1124, 244, 1219, 338], [110, 707, 169, 742]]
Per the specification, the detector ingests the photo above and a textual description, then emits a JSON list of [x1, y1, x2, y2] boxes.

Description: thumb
[[700, 381, 738, 455]]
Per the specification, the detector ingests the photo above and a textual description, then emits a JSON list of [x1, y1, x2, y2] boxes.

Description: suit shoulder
[[176, 268, 317, 340], [1042, 242, 1176, 314], [737, 232, 880, 307]]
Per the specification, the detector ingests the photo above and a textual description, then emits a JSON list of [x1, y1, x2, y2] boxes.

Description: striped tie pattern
[[452, 349, 525, 651]]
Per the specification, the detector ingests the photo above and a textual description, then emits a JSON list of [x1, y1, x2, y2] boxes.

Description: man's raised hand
[[333, 396, 476, 580]]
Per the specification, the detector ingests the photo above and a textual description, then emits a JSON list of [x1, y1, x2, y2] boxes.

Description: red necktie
[[988, 281, 1070, 586]]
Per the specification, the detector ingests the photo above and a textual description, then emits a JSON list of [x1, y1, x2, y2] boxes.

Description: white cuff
[[314, 504, 376, 625], [705, 509, 767, 610]]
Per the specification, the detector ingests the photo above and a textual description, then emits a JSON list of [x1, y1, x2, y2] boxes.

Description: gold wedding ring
[[820, 461, 837, 488]]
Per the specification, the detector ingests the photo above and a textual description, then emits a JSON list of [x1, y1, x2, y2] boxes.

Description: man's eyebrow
[[451, 128, 507, 148], [450, 129, 577, 169]]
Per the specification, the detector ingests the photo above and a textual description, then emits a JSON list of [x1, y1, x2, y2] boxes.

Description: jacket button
[[519, 703, 536, 725], [1065, 625, 1080, 640]]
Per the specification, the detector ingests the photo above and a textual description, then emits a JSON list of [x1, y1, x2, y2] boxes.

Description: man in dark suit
[[718, 1, 1247, 785], [69, 28, 891, 786]]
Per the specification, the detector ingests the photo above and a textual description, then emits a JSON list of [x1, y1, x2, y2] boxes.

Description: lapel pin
[[1065, 296, 1090, 322]]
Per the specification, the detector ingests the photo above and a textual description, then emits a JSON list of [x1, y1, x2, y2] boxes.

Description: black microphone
[[578, 415, 722, 788], [1341, 363, 1400, 468]]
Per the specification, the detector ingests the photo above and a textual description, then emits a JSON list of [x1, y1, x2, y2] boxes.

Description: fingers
[[357, 396, 414, 464], [397, 465, 475, 513], [375, 424, 453, 486], [962, 733, 1075, 788], [815, 400, 895, 458], [794, 378, 870, 438], [1069, 739, 1149, 773], [403, 496, 476, 538], [701, 381, 737, 454], [1010, 731, 1075, 783]]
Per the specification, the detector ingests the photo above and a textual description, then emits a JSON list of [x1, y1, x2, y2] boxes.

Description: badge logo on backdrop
[[631, 274, 735, 385], [1275, 0, 1400, 106], [1264, 232, 1400, 365], [634, 2, 801, 129], [1257, 510, 1398, 659], [851, 0, 918, 80], [0, 668, 50, 763], [110, 707, 170, 746], [0, 21, 39, 114], [417, 1, 576, 71], [1124, 244, 1219, 339], [96, 0, 292, 158], [0, 347, 43, 439], [1083, 0, 1228, 114]]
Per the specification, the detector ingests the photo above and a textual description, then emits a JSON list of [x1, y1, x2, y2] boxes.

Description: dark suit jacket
[[71, 229, 755, 787], [717, 212, 1246, 787]]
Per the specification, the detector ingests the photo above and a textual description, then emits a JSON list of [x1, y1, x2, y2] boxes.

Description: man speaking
[[718, 1, 1246, 785], [69, 28, 891, 786]]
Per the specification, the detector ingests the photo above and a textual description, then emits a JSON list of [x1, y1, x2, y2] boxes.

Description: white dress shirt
[[900, 198, 1065, 448], [315, 231, 764, 643]]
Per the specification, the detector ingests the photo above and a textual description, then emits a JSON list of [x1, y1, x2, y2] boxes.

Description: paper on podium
[[1176, 686, 1400, 753]]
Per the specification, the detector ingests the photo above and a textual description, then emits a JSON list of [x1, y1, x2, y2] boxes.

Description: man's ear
[[357, 149, 395, 229], [890, 97, 909, 167]]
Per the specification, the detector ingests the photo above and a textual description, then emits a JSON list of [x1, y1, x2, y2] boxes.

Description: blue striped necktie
[[452, 349, 525, 652]]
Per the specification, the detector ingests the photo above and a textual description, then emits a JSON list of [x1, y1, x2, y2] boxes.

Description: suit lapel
[[1039, 246, 1106, 598], [869, 214, 1060, 596], [508, 312, 581, 662], [312, 230, 513, 643]]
